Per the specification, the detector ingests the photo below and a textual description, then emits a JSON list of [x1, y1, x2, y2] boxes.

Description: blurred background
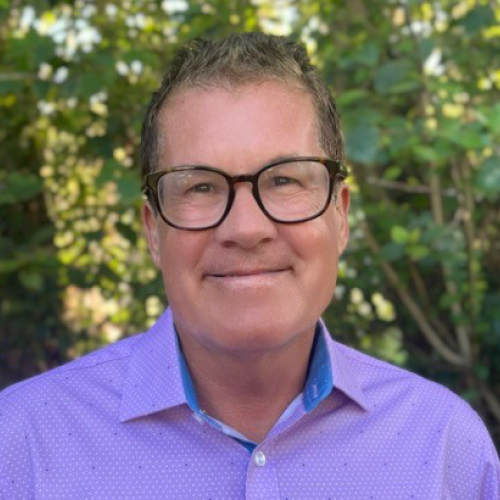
[[0, 0, 499, 448]]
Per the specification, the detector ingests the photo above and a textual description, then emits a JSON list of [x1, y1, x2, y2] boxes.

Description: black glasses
[[142, 156, 348, 231]]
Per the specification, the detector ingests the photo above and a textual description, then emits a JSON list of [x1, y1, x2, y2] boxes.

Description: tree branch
[[456, 159, 479, 322], [0, 72, 37, 81], [408, 262, 458, 348], [367, 177, 456, 196], [477, 379, 500, 425], [401, 1, 473, 366], [361, 221, 467, 367]]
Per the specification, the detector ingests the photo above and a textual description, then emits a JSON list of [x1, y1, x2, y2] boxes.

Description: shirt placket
[[244, 402, 308, 500], [245, 443, 281, 500]]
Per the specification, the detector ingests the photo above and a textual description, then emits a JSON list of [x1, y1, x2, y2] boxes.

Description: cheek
[[304, 218, 340, 288], [157, 229, 208, 287], [287, 220, 338, 278], [301, 210, 339, 257]]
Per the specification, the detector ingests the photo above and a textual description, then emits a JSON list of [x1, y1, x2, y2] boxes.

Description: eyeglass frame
[[141, 156, 348, 231]]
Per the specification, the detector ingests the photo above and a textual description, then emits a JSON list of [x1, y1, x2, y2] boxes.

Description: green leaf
[[459, 6, 496, 33], [94, 53, 119, 86], [337, 89, 370, 107], [474, 156, 500, 199], [0, 81, 22, 95], [374, 60, 420, 94], [485, 102, 500, 133], [355, 43, 379, 67], [116, 174, 141, 204], [19, 269, 44, 291], [447, 127, 487, 150], [414, 145, 441, 163], [77, 73, 105, 99], [407, 244, 429, 260], [8, 31, 55, 69], [418, 38, 434, 61], [408, 229, 421, 244], [0, 258, 26, 274], [85, 230, 105, 242], [33, 81, 51, 100], [0, 173, 43, 205], [473, 362, 490, 381], [116, 222, 138, 244], [380, 242, 405, 261], [439, 292, 459, 309], [384, 166, 402, 180], [345, 122, 380, 164], [122, 49, 159, 68], [391, 226, 409, 244], [96, 160, 121, 187], [34, 35, 55, 66]]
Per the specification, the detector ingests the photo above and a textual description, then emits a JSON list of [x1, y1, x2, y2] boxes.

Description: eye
[[271, 176, 299, 187], [189, 183, 214, 193]]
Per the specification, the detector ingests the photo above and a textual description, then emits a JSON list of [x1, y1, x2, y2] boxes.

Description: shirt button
[[253, 450, 266, 467]]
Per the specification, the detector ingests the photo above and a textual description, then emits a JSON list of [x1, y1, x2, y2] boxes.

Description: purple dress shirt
[[1, 308, 499, 499]]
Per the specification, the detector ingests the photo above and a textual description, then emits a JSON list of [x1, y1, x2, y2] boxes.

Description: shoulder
[[333, 341, 494, 440], [337, 341, 466, 404], [0, 333, 144, 494], [0, 332, 143, 411], [340, 345, 497, 455], [330, 342, 500, 496]]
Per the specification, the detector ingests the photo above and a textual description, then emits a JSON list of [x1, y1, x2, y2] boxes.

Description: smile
[[210, 268, 288, 278], [205, 268, 290, 288]]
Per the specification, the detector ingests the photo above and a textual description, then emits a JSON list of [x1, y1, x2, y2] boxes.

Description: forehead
[[156, 81, 322, 169]]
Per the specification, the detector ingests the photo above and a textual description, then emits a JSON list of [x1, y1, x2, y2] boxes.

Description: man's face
[[142, 81, 349, 355]]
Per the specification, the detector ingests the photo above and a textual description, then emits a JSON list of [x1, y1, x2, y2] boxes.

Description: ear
[[141, 202, 161, 268], [335, 183, 350, 255]]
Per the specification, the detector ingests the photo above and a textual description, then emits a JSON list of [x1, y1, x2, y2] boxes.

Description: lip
[[208, 268, 289, 278], [204, 268, 291, 289]]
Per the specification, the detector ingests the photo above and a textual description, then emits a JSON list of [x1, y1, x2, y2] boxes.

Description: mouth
[[209, 268, 289, 278], [204, 267, 291, 290]]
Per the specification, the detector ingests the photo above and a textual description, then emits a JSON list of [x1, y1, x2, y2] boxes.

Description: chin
[[199, 309, 316, 354]]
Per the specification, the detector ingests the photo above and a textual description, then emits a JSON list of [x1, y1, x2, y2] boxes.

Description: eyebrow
[[166, 153, 309, 173], [265, 153, 306, 164]]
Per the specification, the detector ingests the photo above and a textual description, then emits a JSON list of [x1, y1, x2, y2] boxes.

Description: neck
[[178, 328, 315, 443]]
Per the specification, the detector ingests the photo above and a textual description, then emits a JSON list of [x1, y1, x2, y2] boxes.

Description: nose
[[214, 183, 278, 249]]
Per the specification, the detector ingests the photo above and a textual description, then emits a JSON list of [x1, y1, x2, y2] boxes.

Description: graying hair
[[140, 32, 344, 180]]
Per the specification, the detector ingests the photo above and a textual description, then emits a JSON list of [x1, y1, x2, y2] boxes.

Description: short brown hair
[[140, 32, 344, 180]]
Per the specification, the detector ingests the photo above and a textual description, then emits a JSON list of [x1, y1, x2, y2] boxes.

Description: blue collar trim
[[302, 323, 334, 412], [175, 323, 333, 416], [174, 331, 201, 413]]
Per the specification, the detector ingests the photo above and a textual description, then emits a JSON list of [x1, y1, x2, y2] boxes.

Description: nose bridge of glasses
[[228, 173, 261, 199], [224, 172, 266, 218], [230, 173, 258, 187]]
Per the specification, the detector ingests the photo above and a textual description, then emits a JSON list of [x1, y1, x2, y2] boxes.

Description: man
[[1, 33, 498, 499]]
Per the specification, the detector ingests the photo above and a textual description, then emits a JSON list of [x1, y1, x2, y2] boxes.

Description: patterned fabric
[[1, 308, 498, 499], [175, 322, 332, 452]]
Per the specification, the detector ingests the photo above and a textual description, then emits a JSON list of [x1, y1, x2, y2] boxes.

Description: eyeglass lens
[[156, 160, 331, 229]]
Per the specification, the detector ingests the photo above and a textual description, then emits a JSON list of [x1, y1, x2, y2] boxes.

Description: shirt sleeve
[[477, 430, 500, 499], [0, 388, 35, 499], [440, 398, 500, 500]]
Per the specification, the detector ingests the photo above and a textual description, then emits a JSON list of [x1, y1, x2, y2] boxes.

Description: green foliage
[[0, 0, 499, 448]]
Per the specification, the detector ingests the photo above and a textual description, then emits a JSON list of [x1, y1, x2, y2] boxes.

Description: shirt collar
[[175, 317, 370, 414], [175, 321, 334, 415], [320, 319, 371, 412], [302, 323, 333, 412], [119, 309, 369, 422], [119, 308, 186, 422]]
